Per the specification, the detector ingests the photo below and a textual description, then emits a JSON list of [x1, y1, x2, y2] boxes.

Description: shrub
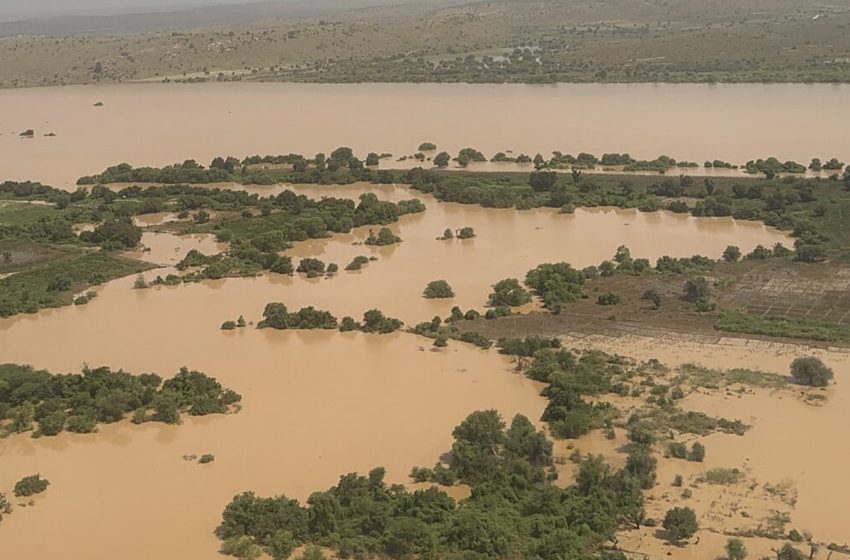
[[489, 278, 531, 307], [14, 474, 50, 497], [776, 544, 806, 560], [687, 442, 705, 462], [346, 256, 370, 271], [221, 320, 237, 330], [725, 538, 747, 560], [643, 288, 662, 309], [339, 316, 359, 332], [683, 277, 710, 301], [457, 227, 476, 239], [723, 245, 741, 262], [199, 454, 215, 464], [423, 280, 455, 299], [662, 507, 698, 542], [790, 356, 833, 387], [297, 258, 326, 278], [668, 442, 687, 459], [672, 474, 683, 487], [525, 262, 585, 312], [597, 292, 621, 305], [365, 227, 401, 246], [361, 309, 403, 334]]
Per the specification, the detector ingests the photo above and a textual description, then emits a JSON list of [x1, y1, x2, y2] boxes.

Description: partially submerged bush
[[790, 356, 833, 387], [14, 474, 50, 497]]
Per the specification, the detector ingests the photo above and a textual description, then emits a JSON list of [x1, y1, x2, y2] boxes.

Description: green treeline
[[256, 303, 403, 335], [77, 148, 396, 186], [216, 341, 733, 558], [0, 363, 241, 437], [400, 167, 842, 258], [217, 411, 641, 560]]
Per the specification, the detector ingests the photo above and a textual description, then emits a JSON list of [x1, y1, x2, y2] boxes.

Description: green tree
[[433, 152, 451, 168], [457, 227, 475, 239], [266, 530, 297, 560], [489, 278, 531, 307], [688, 442, 706, 462], [423, 280, 455, 299], [153, 394, 180, 424], [723, 245, 741, 262], [725, 538, 747, 560], [790, 356, 833, 387], [776, 544, 805, 560], [662, 507, 698, 542], [683, 277, 710, 301], [37, 410, 66, 436], [450, 410, 506, 485], [14, 474, 50, 497]]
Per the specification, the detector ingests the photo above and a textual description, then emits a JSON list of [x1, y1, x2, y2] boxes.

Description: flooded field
[[1, 82, 849, 187], [567, 333, 850, 554], [0, 179, 807, 559]]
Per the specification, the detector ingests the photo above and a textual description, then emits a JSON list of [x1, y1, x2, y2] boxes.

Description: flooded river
[[1, 82, 849, 187], [0, 180, 802, 559]]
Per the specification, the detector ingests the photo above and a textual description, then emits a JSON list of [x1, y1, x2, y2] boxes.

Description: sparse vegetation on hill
[[3, 1, 850, 88]]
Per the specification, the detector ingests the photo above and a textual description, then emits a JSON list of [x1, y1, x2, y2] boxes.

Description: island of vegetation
[[255, 303, 403, 335], [0, 363, 241, 437]]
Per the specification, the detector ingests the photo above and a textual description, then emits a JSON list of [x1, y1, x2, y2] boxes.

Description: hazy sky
[[0, 0, 263, 21]]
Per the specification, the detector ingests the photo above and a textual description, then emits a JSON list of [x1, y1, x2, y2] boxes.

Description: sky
[[0, 0, 264, 21]]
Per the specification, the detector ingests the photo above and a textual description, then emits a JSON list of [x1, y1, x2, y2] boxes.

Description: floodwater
[[0, 180, 797, 559], [1, 82, 849, 187], [568, 333, 850, 550]]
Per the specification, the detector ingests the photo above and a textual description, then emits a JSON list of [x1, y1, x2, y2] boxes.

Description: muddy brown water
[[0, 180, 805, 558], [1, 82, 849, 187]]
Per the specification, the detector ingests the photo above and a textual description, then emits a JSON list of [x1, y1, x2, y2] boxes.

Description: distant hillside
[[0, 0, 463, 36], [1, 0, 848, 87]]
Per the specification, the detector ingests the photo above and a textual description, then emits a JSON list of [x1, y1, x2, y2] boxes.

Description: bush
[[297, 258, 326, 278], [345, 256, 370, 271], [199, 454, 215, 464], [683, 277, 710, 301], [725, 538, 747, 560], [221, 320, 237, 330], [489, 278, 531, 307], [776, 544, 806, 560], [361, 309, 403, 334], [525, 262, 585, 312], [365, 227, 401, 246], [457, 227, 476, 239], [339, 316, 359, 332], [790, 356, 833, 387], [723, 245, 741, 262], [672, 474, 683, 487], [687, 442, 705, 462], [668, 442, 687, 459], [423, 280, 455, 299], [14, 474, 50, 497], [662, 507, 698, 542], [643, 288, 662, 309], [597, 292, 621, 305]]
